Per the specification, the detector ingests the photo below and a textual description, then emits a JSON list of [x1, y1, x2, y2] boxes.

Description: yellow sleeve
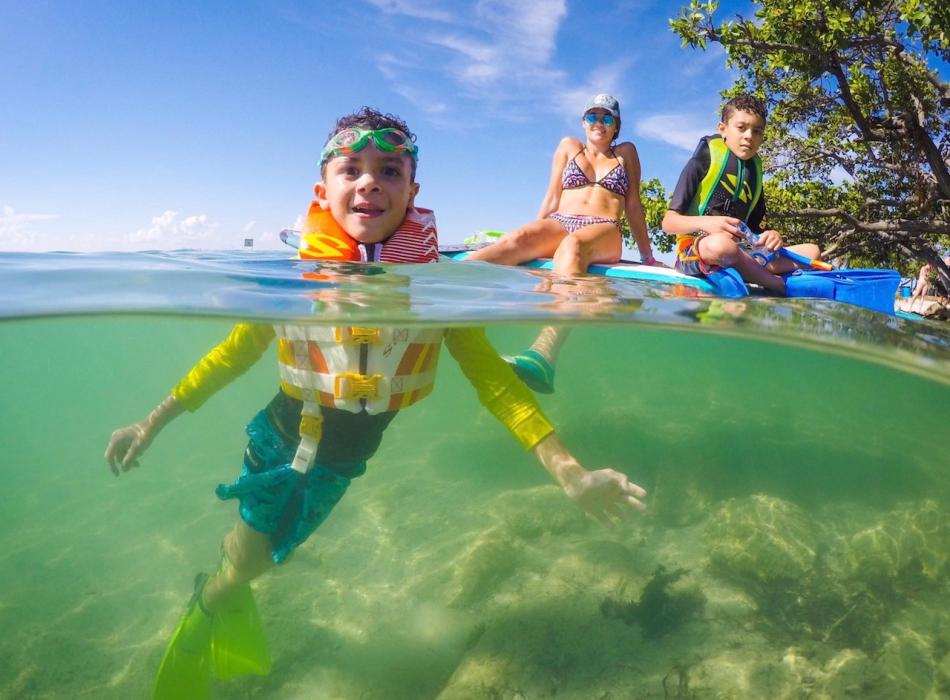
[[171, 323, 275, 411], [444, 327, 554, 450]]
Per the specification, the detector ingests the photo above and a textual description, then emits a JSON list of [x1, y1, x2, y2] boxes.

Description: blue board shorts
[[674, 234, 719, 277], [216, 390, 397, 563]]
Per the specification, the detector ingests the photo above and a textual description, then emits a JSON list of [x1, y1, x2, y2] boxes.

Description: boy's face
[[718, 109, 765, 160], [315, 145, 419, 243]]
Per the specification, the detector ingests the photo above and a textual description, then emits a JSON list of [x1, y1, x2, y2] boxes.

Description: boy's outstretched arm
[[104, 322, 274, 476], [105, 395, 182, 475], [533, 432, 646, 524], [444, 327, 647, 521]]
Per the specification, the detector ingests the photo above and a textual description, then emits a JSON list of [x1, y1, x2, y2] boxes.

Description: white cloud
[[0, 206, 295, 252], [391, 83, 449, 116], [551, 59, 634, 126], [253, 229, 286, 249], [365, 0, 454, 22], [475, 0, 564, 61], [0, 205, 59, 251], [427, 34, 506, 84], [635, 114, 709, 151], [679, 45, 726, 78], [440, 0, 567, 88], [374, 0, 570, 118], [129, 210, 217, 245]]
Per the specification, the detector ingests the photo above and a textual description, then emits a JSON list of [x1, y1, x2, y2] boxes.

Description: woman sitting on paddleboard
[[468, 93, 661, 393]]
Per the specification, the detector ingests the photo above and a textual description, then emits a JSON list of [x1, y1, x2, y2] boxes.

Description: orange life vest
[[276, 204, 443, 419], [299, 202, 439, 263]]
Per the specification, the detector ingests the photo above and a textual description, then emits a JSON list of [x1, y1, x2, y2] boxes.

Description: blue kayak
[[439, 245, 901, 316]]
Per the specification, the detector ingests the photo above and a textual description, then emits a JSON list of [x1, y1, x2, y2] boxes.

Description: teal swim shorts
[[216, 391, 397, 563]]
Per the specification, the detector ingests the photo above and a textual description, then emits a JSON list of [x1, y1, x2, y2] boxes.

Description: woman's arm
[[618, 142, 656, 263], [535, 137, 575, 219]]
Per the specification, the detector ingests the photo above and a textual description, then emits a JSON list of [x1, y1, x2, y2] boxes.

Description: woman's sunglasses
[[583, 113, 616, 127]]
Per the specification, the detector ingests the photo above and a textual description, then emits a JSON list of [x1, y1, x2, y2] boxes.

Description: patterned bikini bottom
[[548, 212, 619, 234]]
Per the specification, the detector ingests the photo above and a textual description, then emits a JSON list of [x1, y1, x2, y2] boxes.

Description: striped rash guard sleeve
[[172, 323, 275, 411], [444, 327, 554, 450]]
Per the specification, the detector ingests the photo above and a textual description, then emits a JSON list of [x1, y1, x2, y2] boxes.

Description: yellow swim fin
[[211, 582, 271, 679], [152, 576, 213, 700]]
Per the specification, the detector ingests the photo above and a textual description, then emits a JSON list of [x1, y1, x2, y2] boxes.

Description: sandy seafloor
[[0, 317, 948, 699]]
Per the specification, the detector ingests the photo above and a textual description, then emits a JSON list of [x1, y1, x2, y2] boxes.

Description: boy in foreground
[[104, 107, 647, 699], [662, 95, 822, 294]]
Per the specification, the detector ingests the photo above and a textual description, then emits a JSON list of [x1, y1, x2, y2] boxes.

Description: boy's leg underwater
[[152, 521, 273, 699], [151, 573, 214, 700]]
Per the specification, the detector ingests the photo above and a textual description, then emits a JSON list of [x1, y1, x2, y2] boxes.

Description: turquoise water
[[1, 251, 949, 698]]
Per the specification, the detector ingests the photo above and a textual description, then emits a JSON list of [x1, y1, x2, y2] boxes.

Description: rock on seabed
[[704, 493, 819, 582]]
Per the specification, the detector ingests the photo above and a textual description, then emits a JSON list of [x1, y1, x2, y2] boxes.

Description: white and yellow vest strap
[[290, 402, 323, 474]]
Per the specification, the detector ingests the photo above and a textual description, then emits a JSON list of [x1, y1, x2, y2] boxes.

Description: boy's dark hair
[[721, 95, 768, 124], [321, 106, 418, 180]]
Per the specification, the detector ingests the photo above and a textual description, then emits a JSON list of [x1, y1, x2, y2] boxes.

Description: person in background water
[[468, 94, 662, 393], [104, 106, 648, 700], [662, 94, 822, 295], [912, 256, 950, 298]]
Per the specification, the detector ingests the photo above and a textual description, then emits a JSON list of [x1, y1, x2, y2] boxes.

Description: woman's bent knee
[[552, 235, 589, 273], [556, 233, 583, 258], [508, 224, 557, 250]]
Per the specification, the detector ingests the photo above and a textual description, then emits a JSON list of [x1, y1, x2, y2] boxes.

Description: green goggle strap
[[320, 128, 418, 164]]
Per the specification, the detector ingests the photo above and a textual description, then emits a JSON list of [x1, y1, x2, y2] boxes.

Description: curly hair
[[721, 94, 768, 125], [321, 106, 418, 180]]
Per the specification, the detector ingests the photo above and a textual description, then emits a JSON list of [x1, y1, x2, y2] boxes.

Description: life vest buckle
[[334, 327, 381, 344], [334, 373, 381, 400], [298, 413, 324, 440]]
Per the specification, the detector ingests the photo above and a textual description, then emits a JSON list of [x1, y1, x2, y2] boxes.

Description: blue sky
[[2, 0, 756, 253]]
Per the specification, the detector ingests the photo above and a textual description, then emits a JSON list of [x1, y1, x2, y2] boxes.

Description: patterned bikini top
[[561, 148, 629, 197]]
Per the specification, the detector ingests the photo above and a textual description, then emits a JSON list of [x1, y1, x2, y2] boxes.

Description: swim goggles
[[584, 113, 616, 127], [320, 128, 418, 164]]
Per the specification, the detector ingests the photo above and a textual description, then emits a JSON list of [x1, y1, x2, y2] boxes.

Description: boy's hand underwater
[[104, 395, 183, 475], [533, 433, 647, 525]]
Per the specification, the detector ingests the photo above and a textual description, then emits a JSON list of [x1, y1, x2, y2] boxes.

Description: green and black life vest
[[686, 135, 762, 223]]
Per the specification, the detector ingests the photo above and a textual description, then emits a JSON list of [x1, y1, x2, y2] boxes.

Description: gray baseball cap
[[584, 93, 620, 119]]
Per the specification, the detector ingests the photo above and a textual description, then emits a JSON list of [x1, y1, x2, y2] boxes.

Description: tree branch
[[771, 208, 950, 234], [826, 61, 882, 142], [908, 93, 950, 199]]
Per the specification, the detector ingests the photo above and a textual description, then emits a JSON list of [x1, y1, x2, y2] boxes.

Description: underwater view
[[1, 251, 949, 699]]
